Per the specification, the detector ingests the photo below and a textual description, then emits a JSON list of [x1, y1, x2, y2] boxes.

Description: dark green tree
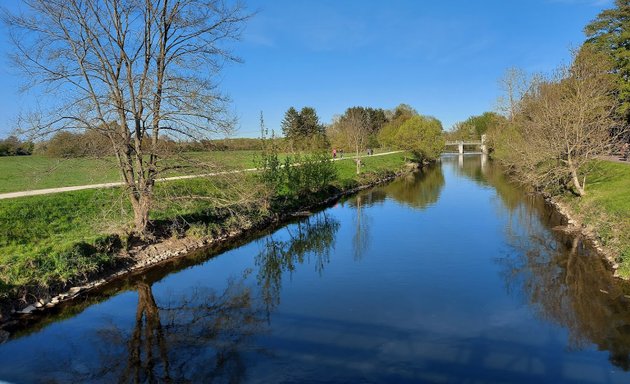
[[585, 0, 630, 121], [298, 107, 324, 137], [281, 107, 301, 139], [281, 106, 327, 150]]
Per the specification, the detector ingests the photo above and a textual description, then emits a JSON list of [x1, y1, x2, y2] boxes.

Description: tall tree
[[497, 68, 531, 121], [298, 107, 324, 137], [280, 107, 300, 139], [3, 0, 250, 234], [585, 0, 630, 121], [495, 47, 621, 196], [281, 106, 326, 150]]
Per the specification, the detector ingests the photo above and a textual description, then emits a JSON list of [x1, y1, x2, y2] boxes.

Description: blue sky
[[0, 0, 613, 138]]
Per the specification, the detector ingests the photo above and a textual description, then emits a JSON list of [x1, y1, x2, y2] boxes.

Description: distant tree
[[0, 135, 34, 156], [389, 104, 418, 121], [497, 68, 531, 121], [4, 0, 250, 234], [378, 104, 418, 148], [281, 106, 326, 150], [449, 112, 506, 141], [393, 115, 444, 161], [45, 131, 85, 158], [585, 0, 630, 122], [333, 108, 370, 174], [298, 107, 324, 137], [281, 107, 301, 139]]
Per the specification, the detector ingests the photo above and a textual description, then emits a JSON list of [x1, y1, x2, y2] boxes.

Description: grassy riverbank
[[558, 160, 630, 277], [0, 151, 409, 303]]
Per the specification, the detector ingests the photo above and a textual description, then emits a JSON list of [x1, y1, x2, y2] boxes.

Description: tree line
[[0, 135, 34, 156], [281, 103, 444, 165]]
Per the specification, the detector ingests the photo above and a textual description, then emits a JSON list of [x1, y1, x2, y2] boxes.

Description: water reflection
[[255, 213, 340, 311], [499, 210, 630, 370], [4, 155, 630, 383], [453, 154, 630, 371], [350, 165, 445, 211], [46, 277, 267, 383]]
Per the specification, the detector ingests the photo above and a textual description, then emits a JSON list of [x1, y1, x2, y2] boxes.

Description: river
[[1, 154, 630, 383]]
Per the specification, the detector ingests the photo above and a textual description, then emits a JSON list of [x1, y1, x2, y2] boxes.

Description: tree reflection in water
[[255, 213, 340, 311], [381, 165, 445, 210], [67, 277, 267, 383], [454, 154, 630, 371]]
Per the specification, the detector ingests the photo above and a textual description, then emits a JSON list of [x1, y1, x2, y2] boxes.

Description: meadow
[[0, 150, 408, 294]]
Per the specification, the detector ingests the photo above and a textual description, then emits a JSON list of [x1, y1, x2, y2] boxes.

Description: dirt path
[[0, 151, 403, 200], [598, 155, 630, 165]]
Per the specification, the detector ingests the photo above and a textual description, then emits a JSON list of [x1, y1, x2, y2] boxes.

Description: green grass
[[0, 149, 398, 194], [0, 188, 129, 290], [0, 151, 263, 194], [0, 151, 410, 296], [561, 160, 630, 277], [335, 152, 408, 186]]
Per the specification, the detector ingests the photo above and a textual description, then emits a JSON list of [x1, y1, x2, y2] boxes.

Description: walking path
[[0, 151, 403, 200], [598, 155, 630, 165]]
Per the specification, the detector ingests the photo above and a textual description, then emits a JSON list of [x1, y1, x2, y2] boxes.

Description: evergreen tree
[[299, 107, 324, 136], [585, 0, 630, 121], [281, 107, 301, 139]]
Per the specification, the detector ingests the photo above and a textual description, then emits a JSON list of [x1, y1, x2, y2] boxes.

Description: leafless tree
[[495, 47, 624, 196], [497, 67, 531, 121], [3, 0, 250, 234], [330, 108, 370, 174]]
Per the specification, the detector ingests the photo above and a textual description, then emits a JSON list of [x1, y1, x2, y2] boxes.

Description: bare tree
[[497, 67, 531, 121], [3, 0, 250, 234], [331, 108, 370, 174], [499, 47, 622, 196]]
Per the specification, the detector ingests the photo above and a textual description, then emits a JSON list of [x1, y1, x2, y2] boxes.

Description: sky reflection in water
[[1, 154, 630, 383]]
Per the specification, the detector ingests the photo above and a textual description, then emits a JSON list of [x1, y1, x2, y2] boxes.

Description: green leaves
[[585, 0, 630, 120]]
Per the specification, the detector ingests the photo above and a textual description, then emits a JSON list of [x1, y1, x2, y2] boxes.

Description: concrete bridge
[[445, 135, 487, 154]]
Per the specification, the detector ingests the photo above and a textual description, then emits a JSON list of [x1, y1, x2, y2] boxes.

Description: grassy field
[[0, 151, 408, 295], [0, 149, 395, 194], [0, 151, 261, 193], [561, 160, 630, 277]]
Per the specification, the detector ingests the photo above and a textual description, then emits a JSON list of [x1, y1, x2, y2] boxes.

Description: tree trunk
[[568, 159, 585, 196], [355, 145, 360, 175], [131, 194, 152, 234]]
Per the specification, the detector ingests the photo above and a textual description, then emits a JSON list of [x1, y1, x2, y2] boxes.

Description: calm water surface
[[2, 154, 630, 383]]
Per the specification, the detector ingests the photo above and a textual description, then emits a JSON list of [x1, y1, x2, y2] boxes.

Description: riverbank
[[0, 152, 416, 326], [551, 160, 630, 278]]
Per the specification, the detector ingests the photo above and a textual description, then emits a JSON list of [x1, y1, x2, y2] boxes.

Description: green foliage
[[585, 0, 630, 121], [449, 112, 506, 141], [284, 152, 338, 196], [378, 104, 419, 148], [0, 135, 34, 156], [281, 106, 328, 150], [380, 115, 444, 161]]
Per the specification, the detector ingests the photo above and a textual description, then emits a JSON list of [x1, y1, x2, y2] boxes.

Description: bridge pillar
[[458, 142, 464, 154], [480, 134, 488, 154]]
